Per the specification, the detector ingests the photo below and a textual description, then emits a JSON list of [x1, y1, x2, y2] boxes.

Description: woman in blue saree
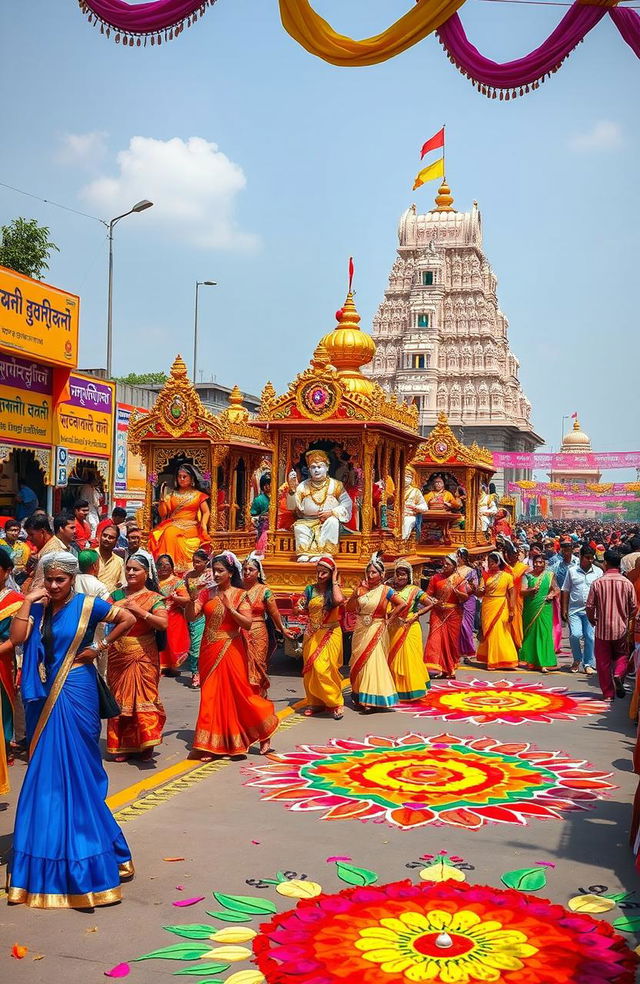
[[7, 552, 136, 908]]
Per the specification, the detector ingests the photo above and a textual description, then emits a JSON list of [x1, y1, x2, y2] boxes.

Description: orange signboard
[[0, 265, 79, 368]]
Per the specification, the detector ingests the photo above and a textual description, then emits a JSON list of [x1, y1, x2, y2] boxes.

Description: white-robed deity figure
[[479, 482, 498, 534], [402, 466, 429, 540], [287, 449, 352, 562]]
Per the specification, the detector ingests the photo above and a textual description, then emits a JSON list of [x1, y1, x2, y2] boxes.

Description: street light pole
[[104, 199, 153, 378], [193, 280, 217, 384]]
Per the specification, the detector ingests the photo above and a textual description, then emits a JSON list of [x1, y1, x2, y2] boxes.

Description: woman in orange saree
[[156, 554, 191, 675], [242, 554, 293, 698], [149, 465, 210, 572], [476, 552, 518, 671], [423, 555, 470, 679], [189, 552, 278, 759], [503, 541, 529, 650], [107, 554, 168, 762]]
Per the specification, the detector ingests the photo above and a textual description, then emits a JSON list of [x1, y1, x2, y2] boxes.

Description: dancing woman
[[8, 552, 135, 907], [520, 554, 559, 673], [156, 554, 190, 675], [242, 553, 293, 698], [455, 548, 479, 659], [388, 559, 431, 701], [107, 555, 168, 762], [298, 556, 345, 719], [476, 552, 518, 671], [346, 554, 405, 712], [423, 555, 471, 679], [184, 549, 210, 689], [189, 552, 278, 759]]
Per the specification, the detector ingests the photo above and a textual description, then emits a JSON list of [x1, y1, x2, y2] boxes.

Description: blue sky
[[2, 1, 639, 475]]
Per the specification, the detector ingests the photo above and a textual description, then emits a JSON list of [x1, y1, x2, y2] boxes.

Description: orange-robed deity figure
[[286, 449, 353, 562], [149, 464, 210, 571], [424, 474, 461, 512]]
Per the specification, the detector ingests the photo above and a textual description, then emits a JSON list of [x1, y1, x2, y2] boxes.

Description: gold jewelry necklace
[[309, 479, 330, 507]]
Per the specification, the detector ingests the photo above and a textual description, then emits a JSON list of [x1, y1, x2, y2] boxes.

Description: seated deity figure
[[286, 449, 352, 562], [479, 482, 498, 535], [402, 466, 429, 540], [424, 474, 461, 512]]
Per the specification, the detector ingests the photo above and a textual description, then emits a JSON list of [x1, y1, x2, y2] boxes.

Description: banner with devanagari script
[[114, 403, 147, 499], [495, 451, 640, 469], [0, 265, 79, 369], [0, 352, 53, 447], [54, 373, 114, 462]]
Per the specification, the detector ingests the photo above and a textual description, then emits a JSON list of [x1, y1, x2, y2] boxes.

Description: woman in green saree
[[519, 554, 560, 672]]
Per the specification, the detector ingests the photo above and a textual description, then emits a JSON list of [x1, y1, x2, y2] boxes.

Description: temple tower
[[366, 181, 543, 493]]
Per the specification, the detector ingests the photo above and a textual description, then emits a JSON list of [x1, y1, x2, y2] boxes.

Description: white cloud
[[568, 121, 624, 152], [80, 136, 258, 251], [56, 130, 108, 167]]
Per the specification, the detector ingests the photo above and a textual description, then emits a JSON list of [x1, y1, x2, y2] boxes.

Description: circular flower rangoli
[[397, 678, 610, 726], [253, 880, 638, 983], [245, 733, 614, 829]]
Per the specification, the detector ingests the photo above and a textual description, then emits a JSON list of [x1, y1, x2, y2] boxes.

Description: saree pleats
[[349, 586, 398, 708], [303, 624, 344, 709], [389, 620, 429, 700], [106, 634, 166, 754], [520, 572, 557, 669], [477, 572, 518, 670], [8, 664, 132, 907], [424, 606, 462, 678]]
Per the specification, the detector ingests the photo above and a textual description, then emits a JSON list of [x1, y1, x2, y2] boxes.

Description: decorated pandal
[[128, 355, 270, 565], [131, 291, 496, 590]]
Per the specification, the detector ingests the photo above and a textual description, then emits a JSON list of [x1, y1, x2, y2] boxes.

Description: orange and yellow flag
[[412, 157, 445, 191]]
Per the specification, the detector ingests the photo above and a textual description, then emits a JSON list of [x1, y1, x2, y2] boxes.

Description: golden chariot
[[409, 412, 495, 559], [129, 355, 271, 555], [252, 290, 423, 593]]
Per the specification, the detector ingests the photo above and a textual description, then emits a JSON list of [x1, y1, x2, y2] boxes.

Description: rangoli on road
[[244, 733, 615, 830], [397, 679, 610, 726]]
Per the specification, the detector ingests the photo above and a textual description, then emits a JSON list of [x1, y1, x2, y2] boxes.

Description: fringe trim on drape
[[77, 0, 217, 45], [436, 33, 587, 98]]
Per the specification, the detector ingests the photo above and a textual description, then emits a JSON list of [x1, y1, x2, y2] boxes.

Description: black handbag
[[97, 672, 121, 719]]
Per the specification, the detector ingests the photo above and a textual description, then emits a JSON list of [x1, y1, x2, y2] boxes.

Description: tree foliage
[[114, 371, 168, 386], [0, 217, 60, 280]]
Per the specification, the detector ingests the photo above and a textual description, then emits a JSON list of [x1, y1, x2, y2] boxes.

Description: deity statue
[[402, 466, 429, 540], [478, 482, 498, 535], [286, 449, 352, 562], [149, 464, 210, 571], [424, 474, 461, 512]]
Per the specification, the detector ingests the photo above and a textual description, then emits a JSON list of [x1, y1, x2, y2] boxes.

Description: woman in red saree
[[107, 554, 168, 762], [424, 555, 471, 679], [0, 549, 23, 768], [242, 553, 293, 698], [189, 552, 278, 760], [156, 554, 191, 675]]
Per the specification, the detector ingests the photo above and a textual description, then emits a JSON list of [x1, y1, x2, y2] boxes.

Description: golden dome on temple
[[432, 179, 455, 212], [562, 418, 592, 450], [320, 290, 376, 396]]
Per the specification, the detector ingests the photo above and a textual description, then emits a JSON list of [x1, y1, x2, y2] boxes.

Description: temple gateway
[[365, 181, 543, 494]]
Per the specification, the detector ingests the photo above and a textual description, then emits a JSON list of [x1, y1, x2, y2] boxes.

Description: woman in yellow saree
[[388, 559, 431, 701], [346, 554, 405, 712], [503, 541, 529, 650], [149, 465, 210, 572], [476, 552, 518, 671], [298, 556, 345, 719]]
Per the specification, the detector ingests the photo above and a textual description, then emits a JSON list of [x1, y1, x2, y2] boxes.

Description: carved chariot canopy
[[217, 384, 271, 451], [257, 291, 418, 435], [128, 354, 223, 452], [414, 411, 494, 470]]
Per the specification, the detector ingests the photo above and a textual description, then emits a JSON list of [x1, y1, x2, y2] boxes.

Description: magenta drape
[[437, 4, 606, 91], [438, 4, 640, 93], [79, 0, 215, 34]]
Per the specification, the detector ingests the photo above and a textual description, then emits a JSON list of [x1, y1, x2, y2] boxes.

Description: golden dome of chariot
[[562, 418, 592, 451], [320, 291, 376, 397]]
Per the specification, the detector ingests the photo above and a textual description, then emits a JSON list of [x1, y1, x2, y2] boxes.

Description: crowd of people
[[1, 504, 640, 909]]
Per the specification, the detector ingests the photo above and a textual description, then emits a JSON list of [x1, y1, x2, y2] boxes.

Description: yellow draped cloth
[[279, 0, 466, 67]]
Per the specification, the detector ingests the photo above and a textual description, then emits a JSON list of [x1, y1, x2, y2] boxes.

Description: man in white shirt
[[561, 545, 603, 675], [621, 536, 640, 575]]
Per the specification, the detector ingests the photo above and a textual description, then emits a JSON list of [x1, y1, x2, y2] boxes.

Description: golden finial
[[320, 289, 376, 396], [573, 418, 581, 431], [169, 354, 189, 378], [226, 384, 248, 423], [311, 341, 331, 369], [228, 384, 244, 407], [433, 180, 455, 212]]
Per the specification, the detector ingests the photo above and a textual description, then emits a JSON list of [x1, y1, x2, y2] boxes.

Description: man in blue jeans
[[561, 545, 602, 674]]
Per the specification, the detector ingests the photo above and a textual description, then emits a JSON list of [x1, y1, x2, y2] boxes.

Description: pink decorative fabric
[[79, 0, 215, 34]]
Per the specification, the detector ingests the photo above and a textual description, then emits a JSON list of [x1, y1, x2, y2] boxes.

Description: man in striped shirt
[[586, 548, 637, 701]]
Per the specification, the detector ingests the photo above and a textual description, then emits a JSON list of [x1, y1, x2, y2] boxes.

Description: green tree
[[0, 217, 60, 280], [114, 371, 168, 386]]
